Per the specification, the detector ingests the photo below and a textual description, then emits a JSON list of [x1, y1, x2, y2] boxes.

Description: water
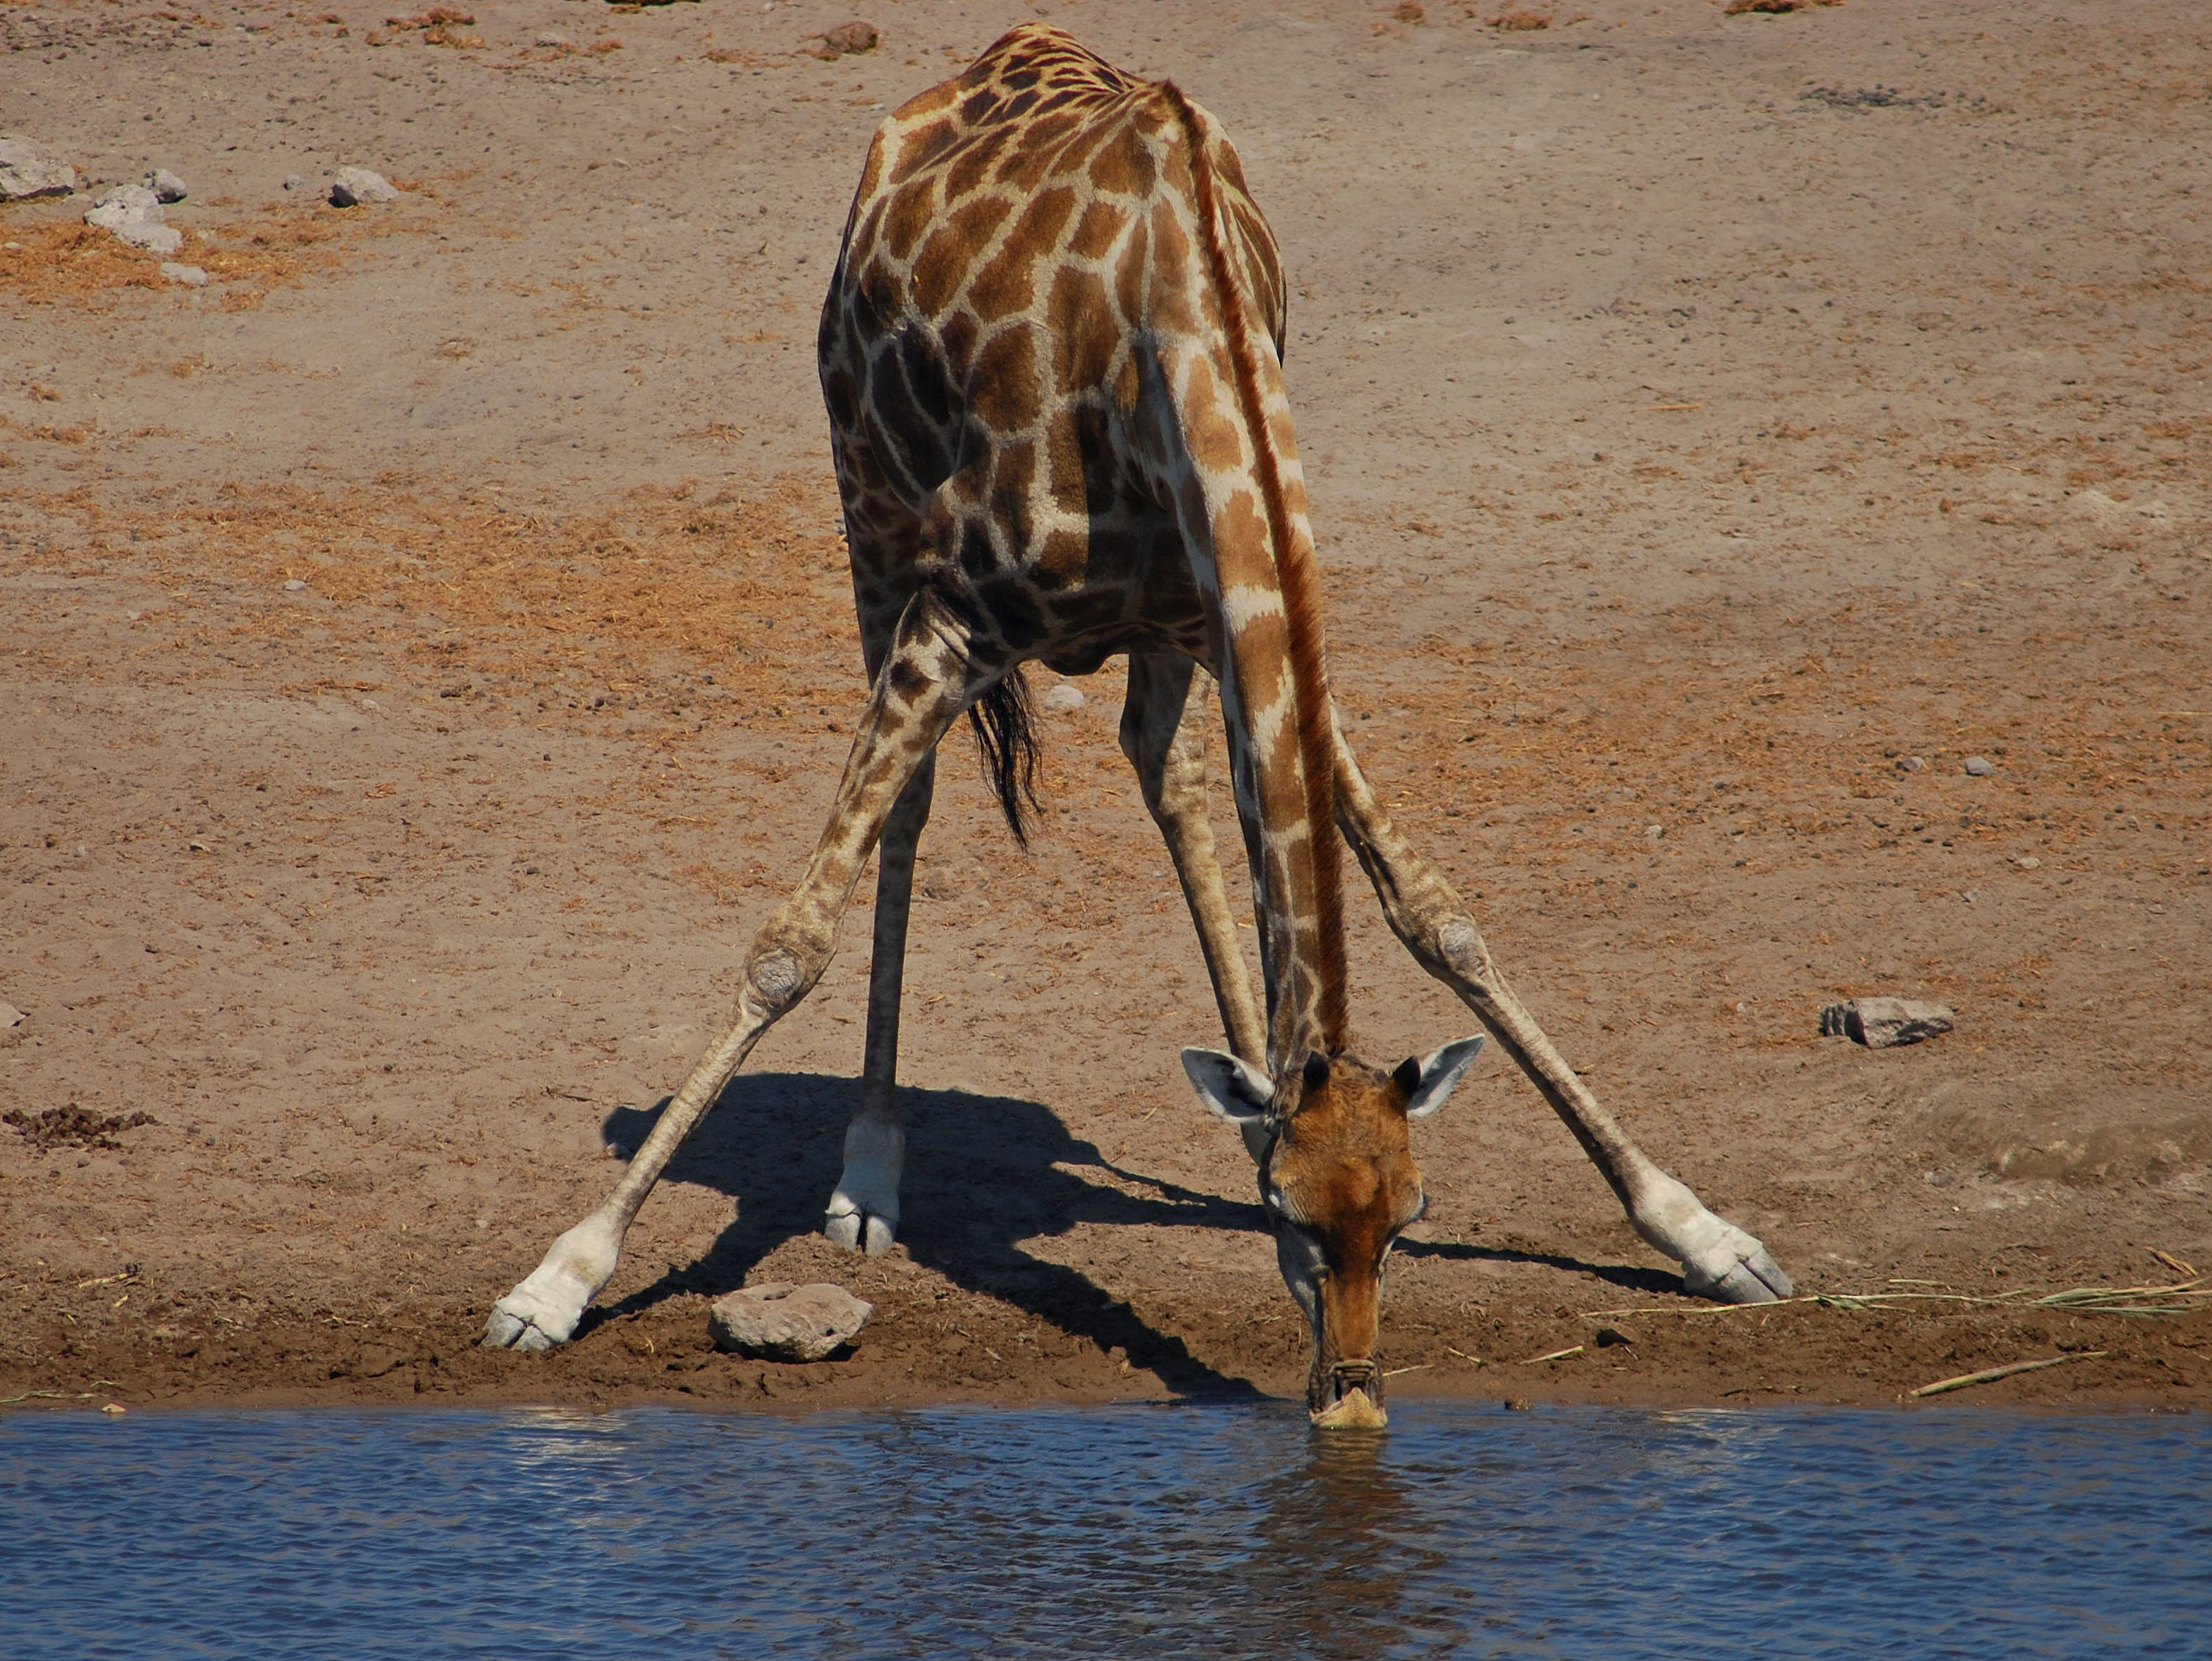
[[2, 1402, 2205, 1660]]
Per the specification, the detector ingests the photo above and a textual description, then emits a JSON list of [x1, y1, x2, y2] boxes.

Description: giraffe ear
[[1181, 1048, 1274, 1127], [1396, 1035, 1485, 1119]]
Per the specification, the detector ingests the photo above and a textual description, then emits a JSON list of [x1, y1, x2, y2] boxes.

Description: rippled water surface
[[4, 1402, 2206, 1659]]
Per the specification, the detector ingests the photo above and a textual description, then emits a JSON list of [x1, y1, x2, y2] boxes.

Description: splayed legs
[[1330, 722, 1793, 1304], [482, 600, 993, 1351]]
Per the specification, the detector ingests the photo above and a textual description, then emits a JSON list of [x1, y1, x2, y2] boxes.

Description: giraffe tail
[[968, 665, 1042, 846]]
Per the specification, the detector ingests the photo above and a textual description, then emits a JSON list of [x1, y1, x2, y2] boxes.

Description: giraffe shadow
[[1391, 1236, 1684, 1297], [585, 1072, 1272, 1399]]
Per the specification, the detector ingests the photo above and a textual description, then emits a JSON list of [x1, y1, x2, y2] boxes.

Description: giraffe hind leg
[[482, 598, 995, 1350], [824, 755, 934, 1255], [1329, 719, 1793, 1304], [1120, 653, 1267, 1099]]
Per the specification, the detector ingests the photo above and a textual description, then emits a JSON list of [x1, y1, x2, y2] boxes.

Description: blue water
[[1, 1402, 2205, 1660]]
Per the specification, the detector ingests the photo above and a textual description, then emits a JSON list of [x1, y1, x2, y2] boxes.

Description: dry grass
[[0, 204, 419, 312]]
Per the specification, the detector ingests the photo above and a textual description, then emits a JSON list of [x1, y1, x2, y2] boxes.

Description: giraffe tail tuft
[[967, 666, 1043, 846]]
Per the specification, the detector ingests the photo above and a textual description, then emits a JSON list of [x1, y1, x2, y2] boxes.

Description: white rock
[[1041, 681, 1086, 713], [85, 185, 183, 255], [1819, 997, 1955, 1049], [144, 168, 188, 204], [87, 183, 161, 221], [534, 30, 572, 47], [707, 1281, 872, 1361], [329, 166, 398, 207], [0, 134, 77, 200], [159, 262, 209, 287]]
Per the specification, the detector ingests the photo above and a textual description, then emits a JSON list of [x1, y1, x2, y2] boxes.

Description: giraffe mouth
[[1312, 1359, 1388, 1429]]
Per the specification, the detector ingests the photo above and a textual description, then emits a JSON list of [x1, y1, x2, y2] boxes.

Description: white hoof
[[823, 1191, 899, 1256], [824, 1117, 902, 1257], [480, 1213, 622, 1351], [1630, 1174, 1794, 1305]]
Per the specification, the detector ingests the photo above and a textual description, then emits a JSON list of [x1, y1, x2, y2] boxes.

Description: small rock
[[159, 262, 209, 286], [2015, 855, 2041, 871], [1962, 755, 1993, 776], [819, 19, 880, 54], [1895, 756, 1924, 774], [0, 133, 78, 201], [329, 166, 398, 208], [143, 167, 188, 204], [0, 1003, 23, 1030], [1040, 681, 1086, 713], [282, 174, 309, 192], [534, 30, 572, 47], [708, 1281, 871, 1361], [1819, 997, 1955, 1049], [85, 184, 184, 255], [283, 578, 307, 592]]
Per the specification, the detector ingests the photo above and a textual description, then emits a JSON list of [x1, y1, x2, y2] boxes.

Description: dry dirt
[[2, 0, 2207, 1417]]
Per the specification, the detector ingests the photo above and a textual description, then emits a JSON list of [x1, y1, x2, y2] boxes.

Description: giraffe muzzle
[[1312, 1359, 1388, 1429]]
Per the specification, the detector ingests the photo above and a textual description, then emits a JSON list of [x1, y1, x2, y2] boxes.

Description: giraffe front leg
[[824, 757, 933, 1256], [484, 600, 986, 1349], [1330, 724, 1793, 1304]]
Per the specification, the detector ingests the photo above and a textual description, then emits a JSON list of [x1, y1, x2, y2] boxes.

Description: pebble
[[1962, 755, 1993, 776], [1041, 681, 1086, 713], [329, 166, 398, 207], [707, 1282, 872, 1361], [1818, 996, 1955, 1049], [159, 262, 209, 286], [1895, 756, 1924, 773], [282, 174, 309, 192], [0, 133, 78, 200], [534, 30, 572, 47], [0, 1003, 23, 1029], [2015, 855, 2041, 871], [142, 167, 188, 204], [283, 578, 308, 592]]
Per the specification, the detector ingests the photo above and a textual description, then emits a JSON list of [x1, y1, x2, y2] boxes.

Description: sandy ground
[[2, 0, 2207, 1416]]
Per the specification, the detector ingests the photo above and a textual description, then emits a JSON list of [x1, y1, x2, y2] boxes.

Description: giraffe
[[482, 25, 1792, 1424]]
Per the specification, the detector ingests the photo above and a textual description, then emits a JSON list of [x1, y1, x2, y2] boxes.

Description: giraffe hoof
[[823, 1206, 899, 1256], [479, 1215, 621, 1350], [1681, 1239, 1795, 1304]]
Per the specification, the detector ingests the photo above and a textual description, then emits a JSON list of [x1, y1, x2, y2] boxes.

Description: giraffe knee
[[744, 919, 835, 1018]]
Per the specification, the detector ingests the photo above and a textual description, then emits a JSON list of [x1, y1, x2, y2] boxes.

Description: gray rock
[[159, 262, 209, 287], [85, 184, 184, 255], [1895, 755, 1924, 774], [707, 1281, 872, 1361], [143, 167, 188, 204], [1962, 755, 1993, 776], [88, 182, 161, 216], [0, 134, 78, 200], [1040, 681, 1086, 713], [329, 166, 398, 208], [534, 30, 572, 47], [1819, 997, 1955, 1048]]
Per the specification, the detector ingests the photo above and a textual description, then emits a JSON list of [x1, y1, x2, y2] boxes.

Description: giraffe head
[[1183, 1036, 1485, 1428]]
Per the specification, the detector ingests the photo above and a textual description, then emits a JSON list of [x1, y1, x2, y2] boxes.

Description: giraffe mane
[[1157, 79, 1348, 1056]]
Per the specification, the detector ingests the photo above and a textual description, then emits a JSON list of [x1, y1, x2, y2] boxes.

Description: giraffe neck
[[1160, 80, 1348, 1068]]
